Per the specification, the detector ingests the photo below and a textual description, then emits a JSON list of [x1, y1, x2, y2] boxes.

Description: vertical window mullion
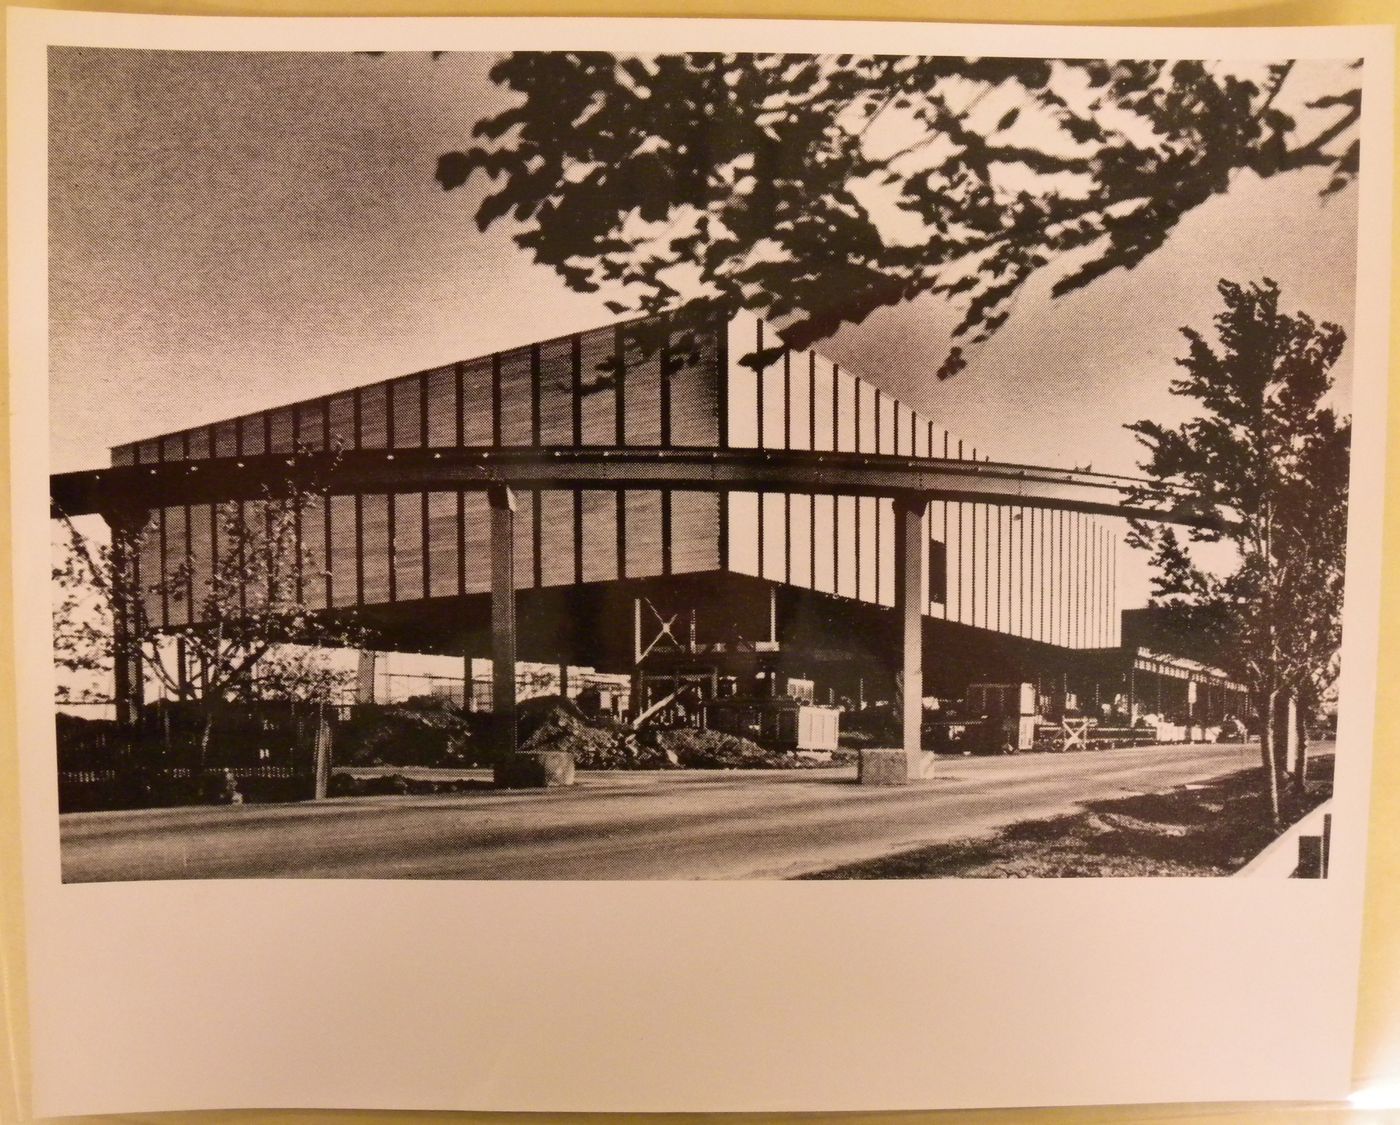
[[421, 491, 431, 599], [455, 362, 465, 448], [659, 327, 672, 448], [615, 325, 628, 447], [530, 344, 542, 447], [457, 491, 467, 596], [354, 493, 365, 606], [571, 335, 583, 446], [491, 353, 503, 447], [661, 490, 673, 576]]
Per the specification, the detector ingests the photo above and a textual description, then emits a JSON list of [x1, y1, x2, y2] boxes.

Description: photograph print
[[47, 46, 1362, 881]]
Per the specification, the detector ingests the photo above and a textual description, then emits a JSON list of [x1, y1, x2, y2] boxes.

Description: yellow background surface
[[2, 2, 1398, 1122]]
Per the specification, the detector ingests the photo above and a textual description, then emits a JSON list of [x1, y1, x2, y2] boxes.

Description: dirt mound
[[518, 697, 664, 769], [517, 693, 616, 740], [338, 695, 837, 772], [653, 728, 776, 769], [336, 698, 484, 768], [327, 773, 493, 798], [517, 700, 818, 771]]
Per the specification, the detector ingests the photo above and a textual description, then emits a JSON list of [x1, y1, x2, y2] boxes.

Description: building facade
[[112, 305, 1119, 668]]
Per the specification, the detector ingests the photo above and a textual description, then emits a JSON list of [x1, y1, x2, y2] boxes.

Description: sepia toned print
[[48, 48, 1358, 880]]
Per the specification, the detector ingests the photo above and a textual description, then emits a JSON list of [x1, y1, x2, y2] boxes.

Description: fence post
[[1297, 834, 1324, 878], [314, 714, 332, 800], [1322, 813, 1332, 878]]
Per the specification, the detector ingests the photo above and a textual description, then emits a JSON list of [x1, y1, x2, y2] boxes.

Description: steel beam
[[51, 446, 1228, 530]]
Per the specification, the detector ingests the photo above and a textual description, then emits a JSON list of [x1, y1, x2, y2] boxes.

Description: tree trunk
[[1259, 689, 1281, 831], [1294, 691, 1311, 791], [314, 711, 332, 800], [1271, 692, 1296, 793], [198, 707, 217, 773]]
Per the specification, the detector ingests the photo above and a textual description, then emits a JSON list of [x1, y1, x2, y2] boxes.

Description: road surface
[[60, 742, 1270, 882]]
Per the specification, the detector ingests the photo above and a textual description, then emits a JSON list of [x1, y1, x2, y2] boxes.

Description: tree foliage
[[51, 529, 113, 702], [52, 452, 360, 748], [439, 53, 1359, 374], [1127, 278, 1349, 824]]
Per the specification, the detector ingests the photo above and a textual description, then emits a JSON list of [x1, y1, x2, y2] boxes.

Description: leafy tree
[[439, 54, 1358, 373], [1127, 279, 1349, 828], [51, 526, 114, 703], [52, 453, 360, 762]]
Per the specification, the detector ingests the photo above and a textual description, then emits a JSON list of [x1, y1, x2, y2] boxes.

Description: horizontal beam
[[50, 446, 1229, 530]]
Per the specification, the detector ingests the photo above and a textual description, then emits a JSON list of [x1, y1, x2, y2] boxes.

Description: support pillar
[[355, 650, 377, 704], [112, 611, 136, 728], [313, 712, 333, 800], [490, 485, 518, 760], [490, 484, 573, 788], [897, 495, 929, 779], [175, 635, 189, 703], [105, 506, 148, 729], [859, 494, 929, 785]]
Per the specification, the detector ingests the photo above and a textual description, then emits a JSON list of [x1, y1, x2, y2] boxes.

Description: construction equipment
[[629, 593, 840, 751]]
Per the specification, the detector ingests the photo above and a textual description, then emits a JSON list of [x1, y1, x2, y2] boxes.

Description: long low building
[[64, 303, 1243, 770], [112, 307, 1116, 637]]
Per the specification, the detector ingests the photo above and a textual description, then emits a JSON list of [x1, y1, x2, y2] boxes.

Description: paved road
[[61, 742, 1269, 882]]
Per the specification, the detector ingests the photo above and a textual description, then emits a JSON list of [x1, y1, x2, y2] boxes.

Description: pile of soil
[[335, 699, 485, 768], [337, 696, 845, 773], [652, 727, 809, 769], [518, 696, 654, 769], [327, 773, 493, 798], [517, 697, 824, 771]]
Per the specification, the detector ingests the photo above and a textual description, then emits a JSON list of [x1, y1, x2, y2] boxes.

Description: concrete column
[[860, 494, 929, 785], [313, 714, 333, 800], [490, 485, 518, 758], [112, 605, 135, 728], [896, 495, 928, 778], [175, 636, 189, 703], [488, 486, 573, 789], [355, 650, 377, 704], [106, 507, 147, 729]]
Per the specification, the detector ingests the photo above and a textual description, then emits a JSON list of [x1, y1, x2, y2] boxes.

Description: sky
[[48, 48, 1361, 609]]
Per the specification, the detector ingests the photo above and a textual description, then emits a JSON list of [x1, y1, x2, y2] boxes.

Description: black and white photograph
[[44, 42, 1366, 882], [9, 11, 1394, 1117]]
